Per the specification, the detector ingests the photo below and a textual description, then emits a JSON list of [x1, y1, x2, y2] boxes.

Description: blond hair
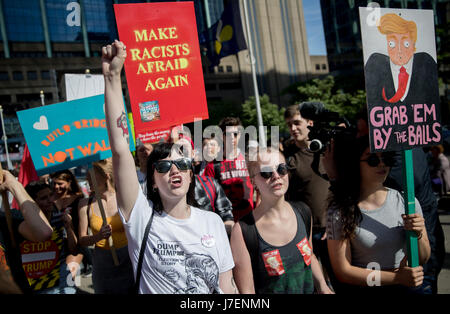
[[92, 158, 114, 189], [378, 13, 417, 44]]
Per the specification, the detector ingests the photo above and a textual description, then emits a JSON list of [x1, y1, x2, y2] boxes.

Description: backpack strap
[[288, 201, 312, 239], [134, 210, 155, 294]]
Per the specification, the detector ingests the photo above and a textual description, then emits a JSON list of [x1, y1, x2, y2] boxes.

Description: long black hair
[[146, 142, 196, 213], [329, 135, 371, 239]]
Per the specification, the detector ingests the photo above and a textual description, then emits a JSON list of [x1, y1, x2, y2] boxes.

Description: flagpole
[[241, 0, 266, 146], [203, 0, 211, 28], [0, 106, 12, 170]]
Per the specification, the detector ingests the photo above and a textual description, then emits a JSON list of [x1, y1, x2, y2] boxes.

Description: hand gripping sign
[[114, 2, 209, 140], [359, 7, 441, 267]]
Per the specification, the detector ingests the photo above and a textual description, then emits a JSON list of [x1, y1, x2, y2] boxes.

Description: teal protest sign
[[17, 94, 135, 176]]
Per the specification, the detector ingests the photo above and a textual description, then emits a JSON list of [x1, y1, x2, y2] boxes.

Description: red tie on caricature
[[383, 66, 409, 103]]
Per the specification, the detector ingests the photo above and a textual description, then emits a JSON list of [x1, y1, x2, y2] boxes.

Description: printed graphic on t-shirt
[[201, 234, 216, 248], [296, 237, 312, 266], [262, 249, 285, 276], [152, 240, 220, 293]]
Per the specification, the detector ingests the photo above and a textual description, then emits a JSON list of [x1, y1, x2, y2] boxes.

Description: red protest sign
[[20, 239, 60, 279], [114, 2, 209, 139]]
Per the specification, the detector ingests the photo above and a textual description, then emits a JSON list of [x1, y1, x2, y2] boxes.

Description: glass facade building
[[0, 0, 222, 57]]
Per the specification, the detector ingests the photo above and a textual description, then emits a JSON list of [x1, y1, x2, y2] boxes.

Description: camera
[[299, 102, 355, 154]]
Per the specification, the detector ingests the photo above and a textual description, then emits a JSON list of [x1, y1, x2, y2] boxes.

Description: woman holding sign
[[78, 158, 134, 294], [50, 170, 85, 279], [102, 40, 235, 294], [325, 135, 431, 294]]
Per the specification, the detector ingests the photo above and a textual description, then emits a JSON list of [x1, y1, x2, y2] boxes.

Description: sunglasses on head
[[360, 153, 396, 167], [153, 158, 192, 173], [259, 163, 289, 179]]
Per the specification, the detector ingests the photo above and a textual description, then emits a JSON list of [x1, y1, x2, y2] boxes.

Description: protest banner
[[16, 95, 135, 176], [360, 7, 441, 152], [359, 6, 441, 267], [64, 74, 105, 102], [17, 95, 135, 266], [20, 238, 60, 279], [114, 2, 209, 140]]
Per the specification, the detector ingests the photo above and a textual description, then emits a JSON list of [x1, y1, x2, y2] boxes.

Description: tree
[[241, 94, 288, 139], [295, 75, 366, 120]]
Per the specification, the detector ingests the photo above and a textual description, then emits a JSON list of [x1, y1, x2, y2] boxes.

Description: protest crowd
[[0, 7, 448, 295]]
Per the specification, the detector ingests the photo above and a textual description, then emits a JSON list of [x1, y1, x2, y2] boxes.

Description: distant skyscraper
[[0, 0, 316, 136]]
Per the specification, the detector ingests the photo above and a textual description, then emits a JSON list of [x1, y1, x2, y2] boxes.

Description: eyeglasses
[[153, 158, 192, 173], [360, 153, 396, 167], [259, 163, 289, 179]]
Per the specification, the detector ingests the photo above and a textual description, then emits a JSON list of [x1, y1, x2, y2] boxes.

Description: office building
[[0, 0, 318, 157]]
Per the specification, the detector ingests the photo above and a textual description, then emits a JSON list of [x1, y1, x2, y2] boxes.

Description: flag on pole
[[12, 144, 39, 209], [203, 0, 247, 68]]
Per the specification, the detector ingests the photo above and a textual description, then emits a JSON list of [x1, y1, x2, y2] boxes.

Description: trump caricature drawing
[[365, 13, 439, 107]]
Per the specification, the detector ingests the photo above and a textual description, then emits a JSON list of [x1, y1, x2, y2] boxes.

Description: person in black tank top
[[230, 147, 333, 294]]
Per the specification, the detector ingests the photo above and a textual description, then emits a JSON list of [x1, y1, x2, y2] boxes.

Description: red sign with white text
[[114, 2, 209, 139]]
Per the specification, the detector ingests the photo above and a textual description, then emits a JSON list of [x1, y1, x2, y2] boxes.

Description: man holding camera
[[283, 103, 332, 286]]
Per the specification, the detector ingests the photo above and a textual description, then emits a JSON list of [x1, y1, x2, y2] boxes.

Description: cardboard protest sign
[[359, 7, 441, 152], [20, 238, 60, 279], [17, 95, 135, 176], [114, 2, 209, 140], [64, 74, 105, 102]]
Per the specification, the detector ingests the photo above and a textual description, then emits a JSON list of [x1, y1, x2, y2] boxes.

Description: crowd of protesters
[[0, 40, 446, 295]]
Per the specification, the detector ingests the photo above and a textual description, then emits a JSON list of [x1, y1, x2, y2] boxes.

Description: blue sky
[[303, 0, 327, 55]]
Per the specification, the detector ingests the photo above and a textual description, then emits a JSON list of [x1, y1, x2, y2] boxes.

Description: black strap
[[288, 200, 312, 239], [134, 210, 155, 294], [238, 214, 259, 285]]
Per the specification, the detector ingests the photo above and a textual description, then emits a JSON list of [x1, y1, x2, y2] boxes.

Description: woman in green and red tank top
[[230, 147, 333, 294]]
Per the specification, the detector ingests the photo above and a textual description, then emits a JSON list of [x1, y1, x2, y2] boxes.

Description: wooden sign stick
[[0, 163, 16, 248], [88, 166, 119, 266]]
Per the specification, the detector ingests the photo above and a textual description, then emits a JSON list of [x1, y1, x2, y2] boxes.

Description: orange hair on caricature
[[377, 13, 417, 44]]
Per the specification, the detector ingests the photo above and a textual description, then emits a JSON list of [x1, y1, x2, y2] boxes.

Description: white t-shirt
[[119, 188, 234, 294], [136, 169, 147, 196]]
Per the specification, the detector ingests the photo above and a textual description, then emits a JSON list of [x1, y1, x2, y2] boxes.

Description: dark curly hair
[[329, 135, 371, 239]]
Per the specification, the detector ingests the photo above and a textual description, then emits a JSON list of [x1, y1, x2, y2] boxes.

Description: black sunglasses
[[153, 158, 192, 173], [260, 163, 289, 179], [360, 153, 396, 167]]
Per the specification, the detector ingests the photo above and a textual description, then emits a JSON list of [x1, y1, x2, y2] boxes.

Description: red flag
[[12, 144, 39, 209]]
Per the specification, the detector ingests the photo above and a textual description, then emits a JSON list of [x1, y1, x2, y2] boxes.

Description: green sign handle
[[402, 149, 419, 268]]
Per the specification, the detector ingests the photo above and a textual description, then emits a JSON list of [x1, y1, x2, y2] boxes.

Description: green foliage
[[436, 22, 450, 85], [295, 75, 366, 120], [241, 94, 288, 136], [204, 99, 242, 127]]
